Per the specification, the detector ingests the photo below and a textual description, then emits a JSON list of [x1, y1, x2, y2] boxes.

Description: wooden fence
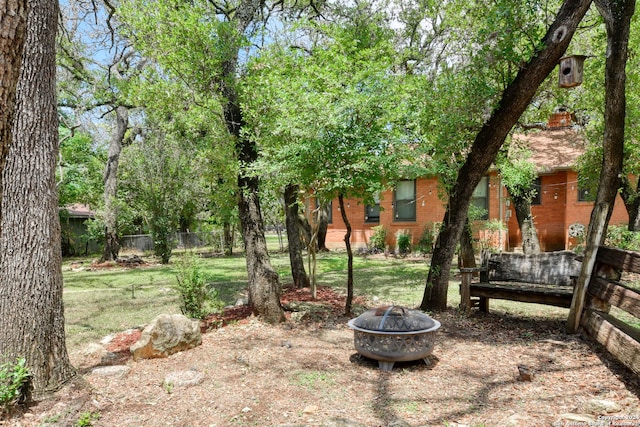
[[581, 246, 640, 375]]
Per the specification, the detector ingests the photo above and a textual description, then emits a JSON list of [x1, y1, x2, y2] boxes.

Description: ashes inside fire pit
[[348, 305, 441, 371]]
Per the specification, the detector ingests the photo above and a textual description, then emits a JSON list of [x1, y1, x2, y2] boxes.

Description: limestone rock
[[91, 365, 131, 377], [303, 405, 318, 414], [82, 343, 106, 357], [586, 399, 622, 415], [498, 413, 530, 427], [164, 370, 204, 387], [558, 413, 595, 424], [130, 314, 202, 360]]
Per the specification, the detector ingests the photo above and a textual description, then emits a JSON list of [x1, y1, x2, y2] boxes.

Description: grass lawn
[[62, 248, 437, 350], [63, 240, 637, 352]]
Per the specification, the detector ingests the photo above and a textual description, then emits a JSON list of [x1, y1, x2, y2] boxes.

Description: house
[[60, 204, 100, 255], [320, 112, 629, 252]]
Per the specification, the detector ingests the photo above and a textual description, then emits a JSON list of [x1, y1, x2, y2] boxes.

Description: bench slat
[[460, 251, 580, 313], [469, 281, 573, 308]]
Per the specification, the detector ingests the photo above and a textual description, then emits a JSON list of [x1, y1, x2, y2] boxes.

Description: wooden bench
[[580, 246, 640, 375], [459, 251, 582, 313]]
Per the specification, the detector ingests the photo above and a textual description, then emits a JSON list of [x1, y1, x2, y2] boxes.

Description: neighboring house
[[320, 112, 629, 252], [60, 203, 100, 255]]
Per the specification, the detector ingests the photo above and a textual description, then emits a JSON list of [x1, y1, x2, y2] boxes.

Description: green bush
[[396, 231, 412, 255], [176, 254, 223, 319], [416, 223, 438, 254], [369, 225, 387, 253], [75, 411, 101, 427], [0, 357, 29, 415], [151, 216, 175, 264], [605, 225, 640, 251]]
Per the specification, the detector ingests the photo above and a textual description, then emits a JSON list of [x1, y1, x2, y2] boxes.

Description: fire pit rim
[[347, 317, 441, 335]]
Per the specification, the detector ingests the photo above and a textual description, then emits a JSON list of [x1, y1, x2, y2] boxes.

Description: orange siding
[[322, 171, 631, 251], [324, 178, 447, 250], [507, 170, 628, 251]]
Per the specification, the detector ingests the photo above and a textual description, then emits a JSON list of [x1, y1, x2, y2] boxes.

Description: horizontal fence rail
[[582, 246, 640, 375], [120, 231, 231, 253]]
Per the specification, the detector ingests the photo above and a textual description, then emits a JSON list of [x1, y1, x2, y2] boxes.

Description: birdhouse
[[559, 55, 587, 88]]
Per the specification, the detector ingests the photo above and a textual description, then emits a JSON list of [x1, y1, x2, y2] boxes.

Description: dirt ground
[[4, 286, 640, 427]]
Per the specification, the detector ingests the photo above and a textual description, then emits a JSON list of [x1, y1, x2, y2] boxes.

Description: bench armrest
[[459, 268, 484, 314]]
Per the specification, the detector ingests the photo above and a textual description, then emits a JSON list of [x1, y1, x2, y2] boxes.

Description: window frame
[[471, 177, 489, 220], [365, 194, 381, 223], [393, 180, 416, 222], [315, 199, 332, 224], [577, 176, 596, 202]]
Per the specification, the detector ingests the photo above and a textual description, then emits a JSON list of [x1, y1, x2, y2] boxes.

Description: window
[[531, 177, 542, 205], [315, 199, 332, 224], [471, 177, 489, 220], [365, 194, 380, 223], [578, 187, 595, 202], [394, 180, 416, 221], [578, 176, 596, 202]]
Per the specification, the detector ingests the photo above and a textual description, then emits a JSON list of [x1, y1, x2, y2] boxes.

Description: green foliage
[[80, 218, 105, 250], [119, 127, 206, 264], [569, 10, 640, 214], [497, 143, 538, 201], [291, 370, 335, 389], [243, 10, 406, 204], [0, 357, 29, 414], [118, 0, 240, 243], [482, 219, 507, 231], [416, 223, 438, 254], [176, 254, 223, 319], [467, 204, 489, 223], [151, 216, 176, 264], [369, 226, 387, 252], [57, 129, 106, 208], [396, 231, 412, 255], [120, 0, 245, 96], [605, 225, 640, 251], [74, 411, 100, 427]]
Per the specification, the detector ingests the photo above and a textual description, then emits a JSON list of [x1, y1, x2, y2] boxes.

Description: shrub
[[606, 225, 640, 251], [74, 411, 101, 427], [0, 357, 29, 415], [151, 216, 176, 264], [396, 230, 412, 255], [176, 254, 223, 319], [369, 225, 387, 253], [416, 223, 438, 254]]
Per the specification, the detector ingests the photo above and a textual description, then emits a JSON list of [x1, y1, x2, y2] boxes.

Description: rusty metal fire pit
[[347, 305, 440, 371]]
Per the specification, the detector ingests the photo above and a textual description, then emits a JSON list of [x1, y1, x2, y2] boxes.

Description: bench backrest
[[481, 250, 581, 286]]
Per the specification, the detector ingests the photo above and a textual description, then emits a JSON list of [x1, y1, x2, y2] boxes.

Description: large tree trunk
[[566, 0, 633, 333], [102, 105, 128, 261], [0, 0, 76, 399], [237, 170, 285, 323], [218, 0, 284, 323], [459, 218, 477, 269], [226, 99, 284, 323], [338, 195, 354, 315], [0, 0, 27, 222], [619, 177, 640, 231], [420, 0, 592, 310], [511, 194, 541, 254], [284, 184, 310, 288]]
